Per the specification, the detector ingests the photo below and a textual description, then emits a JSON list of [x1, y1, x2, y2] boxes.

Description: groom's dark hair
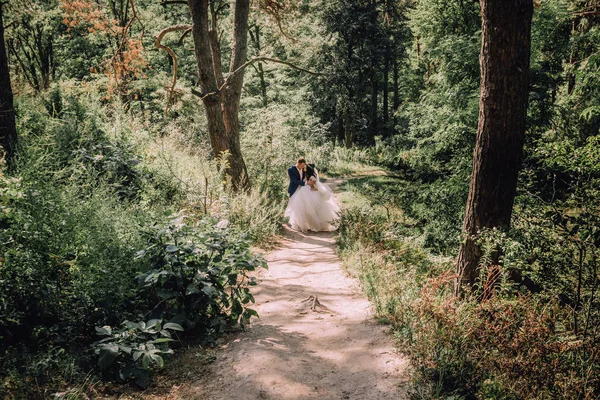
[[297, 157, 306, 164]]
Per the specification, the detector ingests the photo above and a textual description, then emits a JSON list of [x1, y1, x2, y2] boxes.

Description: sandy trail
[[182, 179, 409, 400]]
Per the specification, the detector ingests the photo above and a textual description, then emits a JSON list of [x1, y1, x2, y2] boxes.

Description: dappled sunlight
[[179, 204, 409, 400]]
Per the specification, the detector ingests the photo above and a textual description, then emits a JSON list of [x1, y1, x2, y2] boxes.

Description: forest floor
[[106, 174, 410, 400]]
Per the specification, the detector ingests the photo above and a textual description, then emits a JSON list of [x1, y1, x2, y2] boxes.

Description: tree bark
[[454, 0, 533, 297], [393, 56, 399, 127], [188, 0, 229, 155], [383, 42, 390, 127], [187, 0, 250, 191], [0, 4, 17, 166], [370, 71, 378, 139], [221, 0, 250, 190], [344, 111, 354, 149], [368, 0, 378, 140]]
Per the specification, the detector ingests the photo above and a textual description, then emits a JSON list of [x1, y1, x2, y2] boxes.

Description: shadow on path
[[178, 224, 410, 400]]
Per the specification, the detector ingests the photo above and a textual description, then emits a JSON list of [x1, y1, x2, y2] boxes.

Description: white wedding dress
[[285, 172, 340, 232]]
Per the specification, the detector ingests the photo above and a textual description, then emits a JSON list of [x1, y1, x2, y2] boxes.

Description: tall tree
[[454, 0, 534, 297], [0, 2, 17, 165], [186, 0, 249, 190]]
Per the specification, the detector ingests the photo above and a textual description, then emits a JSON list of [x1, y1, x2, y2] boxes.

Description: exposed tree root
[[301, 295, 322, 311]]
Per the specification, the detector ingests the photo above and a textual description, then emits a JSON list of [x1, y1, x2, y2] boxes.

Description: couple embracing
[[285, 157, 340, 232]]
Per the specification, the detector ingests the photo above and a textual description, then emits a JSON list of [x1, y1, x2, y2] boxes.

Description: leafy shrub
[[135, 216, 267, 336], [93, 319, 184, 388], [0, 174, 146, 349], [72, 140, 144, 199]]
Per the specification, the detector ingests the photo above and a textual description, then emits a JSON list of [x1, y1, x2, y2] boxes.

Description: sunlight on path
[[183, 178, 409, 400]]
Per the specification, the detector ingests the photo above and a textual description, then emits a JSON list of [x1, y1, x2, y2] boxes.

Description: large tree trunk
[[454, 0, 533, 297], [188, 0, 229, 155], [188, 0, 249, 191], [222, 0, 250, 190], [0, 4, 17, 166]]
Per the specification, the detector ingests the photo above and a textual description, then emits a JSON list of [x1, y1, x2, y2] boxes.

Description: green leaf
[[186, 284, 200, 295], [159, 329, 172, 338], [244, 292, 256, 304], [157, 288, 179, 299], [98, 343, 119, 370], [147, 319, 162, 331], [243, 308, 259, 320], [150, 354, 165, 368], [202, 285, 218, 297], [581, 106, 600, 121], [163, 322, 184, 332], [95, 325, 112, 336], [134, 250, 146, 259], [118, 344, 133, 354], [166, 245, 179, 253], [231, 299, 243, 317], [152, 337, 175, 344], [124, 320, 138, 330], [142, 353, 151, 369]]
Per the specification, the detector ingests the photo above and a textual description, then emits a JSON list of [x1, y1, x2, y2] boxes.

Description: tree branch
[[177, 27, 192, 45], [154, 24, 193, 113], [190, 57, 322, 100], [225, 56, 322, 84], [160, 0, 188, 5]]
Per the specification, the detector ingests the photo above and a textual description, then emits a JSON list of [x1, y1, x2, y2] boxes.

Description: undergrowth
[[337, 175, 600, 400]]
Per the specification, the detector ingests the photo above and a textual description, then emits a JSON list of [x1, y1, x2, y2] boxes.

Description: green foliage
[[339, 172, 600, 399], [135, 216, 266, 335], [0, 173, 146, 347], [4, 0, 600, 397], [310, 0, 410, 144], [1, 83, 272, 396], [92, 319, 183, 388]]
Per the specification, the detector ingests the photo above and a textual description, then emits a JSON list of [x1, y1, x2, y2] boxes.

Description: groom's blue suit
[[288, 166, 305, 197]]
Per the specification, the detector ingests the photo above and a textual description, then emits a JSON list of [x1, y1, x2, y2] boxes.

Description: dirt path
[[177, 178, 409, 400]]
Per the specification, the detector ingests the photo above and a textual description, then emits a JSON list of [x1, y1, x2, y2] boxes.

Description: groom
[[287, 157, 315, 196]]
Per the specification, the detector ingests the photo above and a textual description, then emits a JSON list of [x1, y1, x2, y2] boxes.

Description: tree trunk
[[370, 70, 378, 139], [257, 61, 267, 107], [188, 0, 250, 191], [337, 114, 345, 146], [188, 0, 229, 155], [368, 0, 378, 140], [37, 26, 51, 90], [383, 43, 390, 127], [393, 56, 399, 127], [221, 0, 250, 190], [0, 4, 17, 166], [249, 25, 268, 107], [344, 111, 354, 149], [454, 0, 533, 297]]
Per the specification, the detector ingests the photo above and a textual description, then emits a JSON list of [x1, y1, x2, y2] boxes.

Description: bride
[[285, 164, 340, 232]]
